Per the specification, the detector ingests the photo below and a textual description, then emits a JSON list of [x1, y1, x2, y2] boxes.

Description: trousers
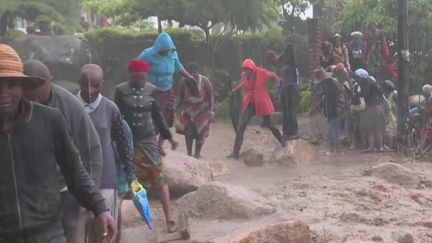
[[233, 103, 283, 154]]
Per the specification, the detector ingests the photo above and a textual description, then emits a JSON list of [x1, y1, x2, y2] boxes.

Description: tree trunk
[[157, 16, 162, 33], [397, 0, 409, 138]]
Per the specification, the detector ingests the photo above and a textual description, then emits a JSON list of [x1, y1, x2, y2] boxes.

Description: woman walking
[[175, 62, 215, 159]]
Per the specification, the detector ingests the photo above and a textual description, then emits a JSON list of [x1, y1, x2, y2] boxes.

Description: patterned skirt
[[133, 148, 165, 190]]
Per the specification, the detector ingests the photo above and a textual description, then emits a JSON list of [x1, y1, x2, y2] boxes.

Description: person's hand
[[130, 180, 142, 192], [210, 111, 215, 120], [95, 211, 117, 243], [169, 138, 178, 151]]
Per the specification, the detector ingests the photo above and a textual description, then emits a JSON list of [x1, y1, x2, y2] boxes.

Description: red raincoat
[[234, 59, 278, 116]]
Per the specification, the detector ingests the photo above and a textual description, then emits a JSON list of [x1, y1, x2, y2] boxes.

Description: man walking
[[266, 44, 300, 140], [0, 44, 116, 243], [22, 59, 103, 243], [77, 64, 137, 242]]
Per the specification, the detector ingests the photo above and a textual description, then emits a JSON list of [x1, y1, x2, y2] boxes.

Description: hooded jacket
[[138, 32, 184, 91], [0, 100, 107, 237], [234, 59, 278, 116]]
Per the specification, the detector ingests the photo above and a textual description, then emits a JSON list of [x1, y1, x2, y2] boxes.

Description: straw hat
[[313, 67, 332, 83], [0, 44, 44, 89]]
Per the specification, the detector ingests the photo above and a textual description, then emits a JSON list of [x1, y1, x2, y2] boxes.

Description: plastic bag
[[131, 181, 152, 230]]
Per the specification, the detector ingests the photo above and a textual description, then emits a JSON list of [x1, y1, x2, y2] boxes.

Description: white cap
[[355, 68, 369, 79]]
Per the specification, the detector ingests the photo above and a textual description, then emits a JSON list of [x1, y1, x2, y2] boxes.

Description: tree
[[0, 0, 82, 36], [90, 0, 280, 68]]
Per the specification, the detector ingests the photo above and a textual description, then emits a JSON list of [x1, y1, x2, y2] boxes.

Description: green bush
[[0, 29, 25, 43], [84, 27, 204, 44], [215, 98, 230, 122], [299, 82, 311, 114]]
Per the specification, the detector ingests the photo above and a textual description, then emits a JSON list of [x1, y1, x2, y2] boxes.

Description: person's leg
[[328, 118, 336, 153], [228, 104, 255, 158], [262, 116, 286, 146], [335, 117, 342, 153], [185, 123, 194, 156], [158, 185, 176, 232], [195, 141, 204, 159]]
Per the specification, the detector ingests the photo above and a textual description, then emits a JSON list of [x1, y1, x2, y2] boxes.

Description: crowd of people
[[315, 22, 431, 154], [1, 21, 431, 243], [0, 31, 215, 243]]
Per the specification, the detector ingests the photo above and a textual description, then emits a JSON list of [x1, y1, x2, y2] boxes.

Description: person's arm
[[264, 69, 279, 84], [53, 112, 106, 213], [52, 111, 116, 241], [233, 74, 247, 92], [111, 110, 136, 184]]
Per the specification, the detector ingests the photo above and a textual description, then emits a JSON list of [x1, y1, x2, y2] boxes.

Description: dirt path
[[121, 122, 432, 243]]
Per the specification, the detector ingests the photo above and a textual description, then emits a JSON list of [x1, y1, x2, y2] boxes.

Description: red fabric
[[234, 59, 278, 116], [128, 59, 151, 73], [363, 35, 397, 80]]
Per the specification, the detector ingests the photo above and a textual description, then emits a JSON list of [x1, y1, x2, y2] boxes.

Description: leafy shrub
[[0, 29, 25, 43], [299, 82, 311, 114]]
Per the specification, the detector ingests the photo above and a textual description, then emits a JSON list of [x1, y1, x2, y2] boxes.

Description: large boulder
[[9, 35, 92, 85], [212, 221, 311, 243], [241, 148, 264, 167], [164, 152, 214, 198], [270, 139, 319, 166], [175, 182, 276, 220], [362, 163, 420, 188]]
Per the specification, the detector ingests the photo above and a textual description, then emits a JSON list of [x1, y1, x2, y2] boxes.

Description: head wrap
[[128, 59, 150, 73], [355, 68, 369, 79], [422, 84, 432, 95], [351, 31, 363, 39], [334, 63, 346, 73]]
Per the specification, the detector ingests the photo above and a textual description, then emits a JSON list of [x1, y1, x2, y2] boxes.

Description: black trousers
[[280, 85, 299, 138], [233, 103, 283, 154]]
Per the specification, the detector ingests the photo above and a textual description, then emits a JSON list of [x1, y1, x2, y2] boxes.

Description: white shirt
[[77, 91, 103, 114]]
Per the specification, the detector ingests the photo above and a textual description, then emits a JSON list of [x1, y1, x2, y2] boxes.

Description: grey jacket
[[114, 82, 172, 165], [0, 100, 107, 237], [48, 84, 103, 187]]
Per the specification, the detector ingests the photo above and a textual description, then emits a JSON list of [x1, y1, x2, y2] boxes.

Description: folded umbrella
[[131, 181, 152, 230]]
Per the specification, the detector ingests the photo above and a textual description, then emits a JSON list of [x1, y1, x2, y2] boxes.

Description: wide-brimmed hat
[[314, 67, 332, 83], [0, 44, 44, 89]]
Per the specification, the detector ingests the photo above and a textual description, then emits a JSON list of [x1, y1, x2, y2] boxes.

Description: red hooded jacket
[[234, 59, 278, 116]]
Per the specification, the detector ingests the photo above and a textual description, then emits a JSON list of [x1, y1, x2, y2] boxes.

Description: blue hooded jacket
[[138, 32, 184, 91]]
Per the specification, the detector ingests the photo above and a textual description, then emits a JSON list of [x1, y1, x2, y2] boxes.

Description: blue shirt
[[138, 32, 184, 91]]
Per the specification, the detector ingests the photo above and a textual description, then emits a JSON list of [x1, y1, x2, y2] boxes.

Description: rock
[[10, 35, 92, 83], [365, 163, 419, 188], [241, 148, 264, 166], [398, 233, 416, 243], [208, 161, 231, 177], [175, 182, 276, 220], [212, 220, 311, 243], [270, 139, 319, 166], [371, 235, 384, 241], [164, 152, 214, 198]]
